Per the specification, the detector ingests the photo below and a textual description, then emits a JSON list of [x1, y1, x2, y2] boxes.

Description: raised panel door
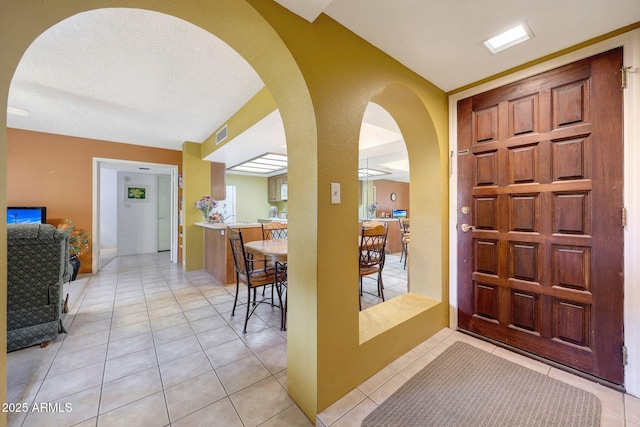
[[457, 48, 624, 385]]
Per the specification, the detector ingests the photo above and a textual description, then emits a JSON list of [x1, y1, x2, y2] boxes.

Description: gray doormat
[[362, 341, 601, 427]]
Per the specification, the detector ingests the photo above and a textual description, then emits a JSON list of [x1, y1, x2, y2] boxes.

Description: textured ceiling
[[7, 8, 264, 151]]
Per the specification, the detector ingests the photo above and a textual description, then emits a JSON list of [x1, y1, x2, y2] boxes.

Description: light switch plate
[[331, 182, 340, 204]]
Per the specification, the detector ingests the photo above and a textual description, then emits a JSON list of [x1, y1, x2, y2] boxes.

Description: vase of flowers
[[57, 219, 91, 281], [194, 196, 218, 222], [367, 202, 379, 219]]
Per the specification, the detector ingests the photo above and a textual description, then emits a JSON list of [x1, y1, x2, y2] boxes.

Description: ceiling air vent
[[216, 124, 228, 145]]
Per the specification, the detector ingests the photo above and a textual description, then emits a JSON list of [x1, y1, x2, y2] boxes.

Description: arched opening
[[2, 0, 319, 421], [370, 84, 444, 303], [358, 102, 410, 310], [2, 1, 452, 421]]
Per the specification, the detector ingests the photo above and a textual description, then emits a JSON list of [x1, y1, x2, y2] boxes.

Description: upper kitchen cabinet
[[268, 173, 287, 202], [211, 162, 226, 200]]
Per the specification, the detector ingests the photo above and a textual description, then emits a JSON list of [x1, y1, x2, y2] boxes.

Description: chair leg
[[282, 286, 288, 330], [275, 280, 287, 331], [243, 285, 252, 333], [378, 271, 385, 302], [231, 276, 240, 317]]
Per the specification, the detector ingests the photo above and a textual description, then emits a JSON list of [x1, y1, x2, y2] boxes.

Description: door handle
[[460, 224, 475, 232]]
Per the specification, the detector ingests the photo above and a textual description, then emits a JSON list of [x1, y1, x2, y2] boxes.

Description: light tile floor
[[317, 328, 640, 427], [359, 252, 408, 311], [7, 252, 307, 427], [7, 252, 639, 426]]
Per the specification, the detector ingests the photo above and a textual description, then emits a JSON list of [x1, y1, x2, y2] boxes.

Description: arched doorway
[[1, 0, 318, 420]]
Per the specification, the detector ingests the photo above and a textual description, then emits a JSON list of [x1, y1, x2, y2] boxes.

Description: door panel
[[457, 48, 624, 385]]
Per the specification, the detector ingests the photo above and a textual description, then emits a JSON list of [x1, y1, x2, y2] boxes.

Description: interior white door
[[157, 175, 171, 251]]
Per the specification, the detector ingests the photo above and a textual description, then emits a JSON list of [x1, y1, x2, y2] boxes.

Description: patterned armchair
[[7, 224, 71, 352]]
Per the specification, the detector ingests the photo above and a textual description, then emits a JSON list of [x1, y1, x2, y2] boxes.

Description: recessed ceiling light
[[7, 106, 30, 117], [483, 23, 533, 54]]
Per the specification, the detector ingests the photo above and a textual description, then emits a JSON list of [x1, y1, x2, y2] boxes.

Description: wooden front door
[[457, 48, 624, 385]]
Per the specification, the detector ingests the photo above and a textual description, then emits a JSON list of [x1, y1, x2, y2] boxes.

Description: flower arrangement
[[57, 219, 91, 258], [194, 196, 218, 222], [367, 202, 379, 217]]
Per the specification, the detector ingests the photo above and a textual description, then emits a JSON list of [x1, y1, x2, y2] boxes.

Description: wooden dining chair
[[261, 221, 288, 240], [227, 227, 286, 333], [260, 221, 288, 297], [359, 224, 388, 310], [399, 217, 410, 269]]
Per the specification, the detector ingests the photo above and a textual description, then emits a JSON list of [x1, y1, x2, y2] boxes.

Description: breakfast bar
[[195, 221, 263, 285]]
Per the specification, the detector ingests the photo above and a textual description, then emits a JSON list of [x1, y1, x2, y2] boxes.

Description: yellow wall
[[225, 174, 271, 221], [202, 86, 277, 156], [182, 141, 211, 271], [1, 1, 448, 423], [231, 1, 451, 414]]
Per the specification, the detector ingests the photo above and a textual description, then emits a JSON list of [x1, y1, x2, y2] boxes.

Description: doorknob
[[460, 224, 475, 232]]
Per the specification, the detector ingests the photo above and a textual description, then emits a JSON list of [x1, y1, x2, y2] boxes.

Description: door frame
[[448, 28, 640, 396], [92, 157, 180, 269]]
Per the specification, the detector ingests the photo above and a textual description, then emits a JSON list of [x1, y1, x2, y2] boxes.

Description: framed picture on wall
[[125, 185, 149, 201]]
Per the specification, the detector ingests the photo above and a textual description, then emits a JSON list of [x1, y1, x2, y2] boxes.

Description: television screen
[[7, 207, 47, 224], [392, 209, 407, 218]]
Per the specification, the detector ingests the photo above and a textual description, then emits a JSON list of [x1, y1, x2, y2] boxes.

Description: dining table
[[243, 239, 288, 331]]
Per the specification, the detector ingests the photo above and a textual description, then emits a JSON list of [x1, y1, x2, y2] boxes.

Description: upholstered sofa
[[7, 223, 71, 352]]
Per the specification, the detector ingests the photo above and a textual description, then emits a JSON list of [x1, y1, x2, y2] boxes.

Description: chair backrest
[[262, 221, 288, 240], [400, 217, 410, 234], [7, 223, 70, 310], [359, 224, 387, 269], [227, 227, 250, 278], [362, 220, 387, 229]]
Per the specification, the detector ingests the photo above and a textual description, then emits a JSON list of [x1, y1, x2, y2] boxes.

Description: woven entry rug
[[362, 341, 601, 427]]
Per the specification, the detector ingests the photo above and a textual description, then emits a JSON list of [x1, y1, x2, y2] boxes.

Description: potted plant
[[57, 219, 90, 281]]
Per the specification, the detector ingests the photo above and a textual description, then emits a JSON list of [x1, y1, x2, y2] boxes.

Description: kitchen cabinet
[[268, 173, 287, 202], [211, 162, 226, 200]]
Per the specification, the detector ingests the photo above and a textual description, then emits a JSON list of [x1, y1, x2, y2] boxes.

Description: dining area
[[228, 222, 289, 333], [222, 218, 410, 333]]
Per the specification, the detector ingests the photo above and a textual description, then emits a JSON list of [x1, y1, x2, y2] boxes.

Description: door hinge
[[623, 345, 628, 366], [621, 66, 632, 89], [622, 207, 627, 228]]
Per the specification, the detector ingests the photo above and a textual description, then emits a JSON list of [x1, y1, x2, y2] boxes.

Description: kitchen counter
[[195, 221, 262, 229], [257, 218, 288, 223]]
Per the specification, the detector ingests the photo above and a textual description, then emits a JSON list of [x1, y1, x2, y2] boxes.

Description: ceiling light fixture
[[7, 106, 30, 117], [358, 168, 390, 178], [483, 23, 533, 54], [228, 153, 288, 174]]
